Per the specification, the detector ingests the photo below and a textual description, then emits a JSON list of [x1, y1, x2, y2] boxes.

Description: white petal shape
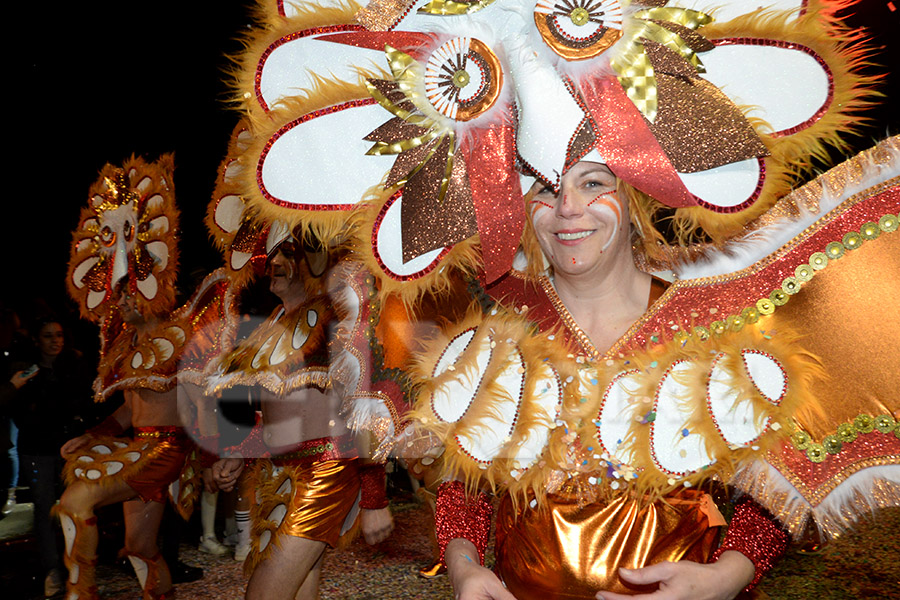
[[252, 333, 278, 370], [223, 160, 244, 184], [373, 192, 448, 279], [166, 326, 186, 345], [678, 159, 762, 210], [267, 503, 288, 527], [292, 319, 310, 350], [124, 451, 142, 463], [146, 194, 164, 212], [136, 177, 152, 194], [141, 351, 157, 370], [652, 360, 713, 475], [707, 351, 767, 447], [431, 329, 483, 423], [215, 194, 244, 233], [145, 241, 169, 270], [152, 337, 175, 363], [86, 469, 102, 480], [257, 31, 383, 112], [137, 273, 159, 301], [90, 444, 112, 454], [742, 349, 787, 404], [61, 513, 76, 556], [231, 250, 252, 270], [306, 309, 318, 328], [258, 530, 272, 553], [702, 41, 830, 134], [257, 104, 393, 210], [105, 461, 124, 475], [74, 468, 84, 478], [148, 215, 169, 236], [72, 257, 100, 289], [275, 477, 292, 496], [512, 362, 562, 469], [113, 441, 129, 448], [270, 331, 290, 366], [456, 342, 525, 463], [599, 369, 642, 465], [87, 290, 106, 309]]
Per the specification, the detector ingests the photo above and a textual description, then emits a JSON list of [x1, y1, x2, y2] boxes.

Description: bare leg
[[245, 535, 327, 600], [122, 497, 171, 599], [57, 478, 139, 599], [295, 550, 325, 600]]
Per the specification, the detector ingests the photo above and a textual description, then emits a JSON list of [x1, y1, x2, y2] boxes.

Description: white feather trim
[[732, 459, 900, 540]]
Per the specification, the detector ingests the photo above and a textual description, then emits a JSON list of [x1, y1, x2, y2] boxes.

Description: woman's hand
[[360, 507, 394, 544], [446, 538, 518, 600], [596, 552, 755, 600], [10, 368, 38, 390]]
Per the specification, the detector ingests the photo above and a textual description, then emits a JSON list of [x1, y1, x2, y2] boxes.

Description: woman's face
[[37, 322, 64, 359], [528, 161, 626, 278]]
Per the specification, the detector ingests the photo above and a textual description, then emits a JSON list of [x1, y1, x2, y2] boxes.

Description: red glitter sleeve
[[358, 463, 389, 509], [435, 481, 492, 565], [711, 498, 789, 591]]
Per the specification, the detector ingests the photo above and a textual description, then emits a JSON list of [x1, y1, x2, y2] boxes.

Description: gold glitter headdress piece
[[67, 154, 180, 322]]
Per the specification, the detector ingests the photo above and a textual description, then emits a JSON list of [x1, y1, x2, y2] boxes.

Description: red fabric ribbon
[[460, 122, 524, 283], [579, 75, 696, 208]]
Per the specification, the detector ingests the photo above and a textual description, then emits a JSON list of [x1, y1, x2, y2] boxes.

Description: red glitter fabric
[[435, 481, 493, 565], [229, 421, 269, 460], [358, 463, 389, 509], [711, 498, 789, 591]]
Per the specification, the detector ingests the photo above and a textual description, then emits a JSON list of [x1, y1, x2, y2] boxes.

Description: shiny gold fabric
[[495, 490, 722, 599], [767, 231, 900, 439], [254, 458, 360, 549]]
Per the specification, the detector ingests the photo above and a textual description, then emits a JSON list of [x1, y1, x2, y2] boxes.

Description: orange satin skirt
[[495, 489, 724, 599]]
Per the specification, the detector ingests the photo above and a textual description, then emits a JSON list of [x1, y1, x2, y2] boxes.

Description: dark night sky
[[7, 0, 899, 326]]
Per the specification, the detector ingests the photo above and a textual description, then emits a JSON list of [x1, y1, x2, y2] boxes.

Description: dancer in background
[[57, 155, 237, 600]]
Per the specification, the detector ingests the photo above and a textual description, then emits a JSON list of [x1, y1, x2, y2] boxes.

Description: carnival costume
[[206, 0, 897, 598], [203, 199, 398, 573], [60, 155, 239, 599]]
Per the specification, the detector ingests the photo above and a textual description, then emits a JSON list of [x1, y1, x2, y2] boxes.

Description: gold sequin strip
[[687, 211, 899, 344]]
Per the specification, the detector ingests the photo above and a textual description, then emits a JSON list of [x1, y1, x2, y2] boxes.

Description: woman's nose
[[555, 190, 584, 218]]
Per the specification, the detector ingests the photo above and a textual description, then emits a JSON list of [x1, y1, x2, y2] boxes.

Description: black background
[[7, 0, 899, 321]]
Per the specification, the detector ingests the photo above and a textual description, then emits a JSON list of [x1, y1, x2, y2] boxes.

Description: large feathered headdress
[[212, 0, 874, 300]]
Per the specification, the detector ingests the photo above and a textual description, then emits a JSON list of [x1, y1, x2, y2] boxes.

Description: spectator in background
[[7, 317, 94, 597]]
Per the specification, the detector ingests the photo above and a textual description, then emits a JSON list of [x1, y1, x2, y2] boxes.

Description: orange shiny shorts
[[495, 489, 723, 599]]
